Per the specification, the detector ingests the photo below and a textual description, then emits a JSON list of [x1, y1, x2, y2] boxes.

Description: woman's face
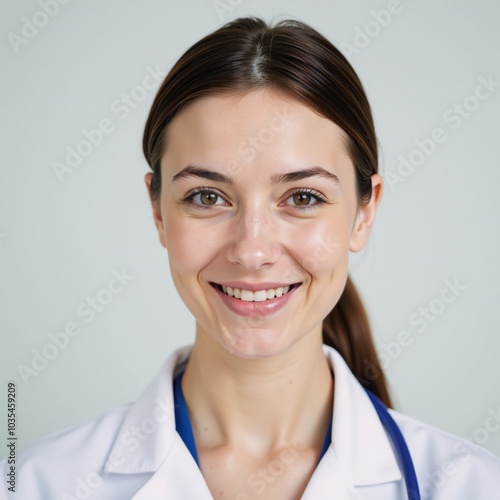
[[146, 88, 382, 359]]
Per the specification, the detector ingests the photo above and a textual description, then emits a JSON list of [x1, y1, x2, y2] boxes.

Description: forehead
[[161, 88, 352, 176]]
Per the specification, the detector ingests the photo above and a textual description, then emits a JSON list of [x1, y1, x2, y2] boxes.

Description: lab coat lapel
[[301, 449, 365, 499], [132, 435, 213, 499], [102, 345, 193, 474], [102, 344, 213, 498], [320, 346, 402, 487], [299, 347, 402, 498]]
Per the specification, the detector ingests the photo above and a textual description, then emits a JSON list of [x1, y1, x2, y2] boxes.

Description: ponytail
[[322, 276, 393, 408]]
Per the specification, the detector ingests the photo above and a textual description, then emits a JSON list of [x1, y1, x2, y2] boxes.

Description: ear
[[144, 172, 167, 248], [349, 173, 383, 253]]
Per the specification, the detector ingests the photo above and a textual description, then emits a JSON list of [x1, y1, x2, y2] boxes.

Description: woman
[[2, 16, 499, 500]]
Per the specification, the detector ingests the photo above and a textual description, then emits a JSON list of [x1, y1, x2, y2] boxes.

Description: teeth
[[220, 284, 292, 301], [241, 290, 254, 302]]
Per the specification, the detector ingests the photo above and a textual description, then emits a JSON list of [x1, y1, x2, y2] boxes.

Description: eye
[[282, 189, 327, 210], [182, 187, 229, 208]]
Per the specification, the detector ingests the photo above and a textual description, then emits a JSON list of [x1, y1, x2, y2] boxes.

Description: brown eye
[[184, 189, 228, 208], [293, 193, 312, 206], [200, 192, 218, 205], [282, 189, 327, 210]]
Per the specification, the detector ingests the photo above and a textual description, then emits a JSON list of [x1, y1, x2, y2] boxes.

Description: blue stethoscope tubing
[[174, 371, 421, 500], [365, 389, 421, 500]]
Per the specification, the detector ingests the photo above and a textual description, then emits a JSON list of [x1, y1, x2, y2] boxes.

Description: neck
[[181, 328, 334, 458]]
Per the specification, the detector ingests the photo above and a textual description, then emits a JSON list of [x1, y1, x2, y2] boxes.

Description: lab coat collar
[[322, 345, 402, 486], [102, 344, 401, 488], [100, 346, 190, 475]]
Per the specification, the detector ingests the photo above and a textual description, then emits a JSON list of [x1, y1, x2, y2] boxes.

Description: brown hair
[[143, 17, 392, 407]]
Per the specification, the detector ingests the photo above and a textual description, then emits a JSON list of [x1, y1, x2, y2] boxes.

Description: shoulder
[[0, 404, 143, 499], [27, 403, 131, 456], [389, 408, 500, 499], [0, 346, 192, 499]]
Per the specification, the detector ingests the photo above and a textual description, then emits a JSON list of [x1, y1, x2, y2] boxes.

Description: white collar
[[102, 344, 402, 487]]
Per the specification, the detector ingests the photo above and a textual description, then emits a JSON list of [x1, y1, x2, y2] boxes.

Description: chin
[[216, 327, 299, 359]]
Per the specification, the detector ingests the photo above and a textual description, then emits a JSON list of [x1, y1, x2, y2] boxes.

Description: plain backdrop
[[1, 0, 499, 459]]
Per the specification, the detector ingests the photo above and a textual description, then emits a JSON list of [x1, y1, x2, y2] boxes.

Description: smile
[[210, 282, 302, 316], [229, 284, 296, 301]]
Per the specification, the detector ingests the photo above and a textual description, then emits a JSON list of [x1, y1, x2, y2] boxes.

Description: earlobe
[[349, 173, 383, 253], [144, 172, 167, 248]]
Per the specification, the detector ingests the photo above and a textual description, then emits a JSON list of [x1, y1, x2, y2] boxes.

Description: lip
[[210, 282, 302, 317]]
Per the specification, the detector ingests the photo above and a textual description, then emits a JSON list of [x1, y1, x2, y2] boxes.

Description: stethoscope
[[173, 369, 421, 500]]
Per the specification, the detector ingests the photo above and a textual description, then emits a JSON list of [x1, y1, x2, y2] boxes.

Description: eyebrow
[[271, 166, 340, 185], [172, 165, 234, 184], [172, 165, 340, 185]]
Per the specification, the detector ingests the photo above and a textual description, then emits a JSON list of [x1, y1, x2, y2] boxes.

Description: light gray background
[[1, 0, 499, 459]]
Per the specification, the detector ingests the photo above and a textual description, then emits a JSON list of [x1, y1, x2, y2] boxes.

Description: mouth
[[209, 282, 302, 302]]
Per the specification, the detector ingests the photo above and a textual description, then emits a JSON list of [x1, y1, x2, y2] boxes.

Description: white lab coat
[[1, 344, 499, 499]]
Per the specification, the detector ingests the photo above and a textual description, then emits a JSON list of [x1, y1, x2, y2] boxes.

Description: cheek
[[164, 213, 220, 274], [289, 218, 351, 322], [288, 216, 351, 276]]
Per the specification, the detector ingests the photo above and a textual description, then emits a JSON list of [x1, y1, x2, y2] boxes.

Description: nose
[[226, 209, 282, 271]]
